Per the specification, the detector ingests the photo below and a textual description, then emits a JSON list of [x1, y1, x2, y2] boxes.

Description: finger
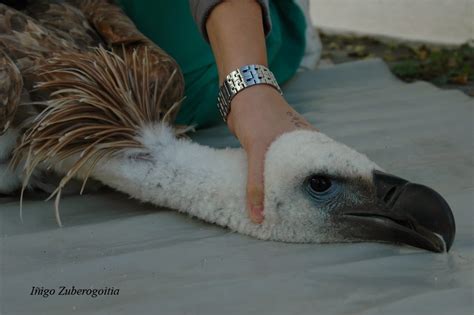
[[246, 149, 265, 224]]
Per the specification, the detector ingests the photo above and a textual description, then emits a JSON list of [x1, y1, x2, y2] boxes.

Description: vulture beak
[[340, 171, 456, 253]]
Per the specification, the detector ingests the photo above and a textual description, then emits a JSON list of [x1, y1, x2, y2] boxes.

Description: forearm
[[206, 0, 268, 83], [203, 0, 313, 223]]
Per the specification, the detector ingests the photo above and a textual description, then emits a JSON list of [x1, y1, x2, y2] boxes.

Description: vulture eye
[[309, 175, 332, 193], [305, 175, 339, 202]]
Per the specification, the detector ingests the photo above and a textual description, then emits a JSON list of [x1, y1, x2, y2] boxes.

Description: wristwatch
[[217, 64, 282, 122]]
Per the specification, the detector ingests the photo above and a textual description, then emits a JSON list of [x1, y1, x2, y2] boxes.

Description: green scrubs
[[117, 0, 306, 128]]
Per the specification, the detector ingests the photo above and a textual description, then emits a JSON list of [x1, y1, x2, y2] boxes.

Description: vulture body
[[0, 1, 456, 253]]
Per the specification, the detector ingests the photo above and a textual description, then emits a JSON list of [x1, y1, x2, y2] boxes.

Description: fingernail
[[250, 205, 264, 224]]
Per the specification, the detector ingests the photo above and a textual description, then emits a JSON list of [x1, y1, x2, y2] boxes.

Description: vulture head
[[253, 129, 455, 252]]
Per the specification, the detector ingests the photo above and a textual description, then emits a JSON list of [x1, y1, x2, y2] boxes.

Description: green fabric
[[116, 0, 306, 128]]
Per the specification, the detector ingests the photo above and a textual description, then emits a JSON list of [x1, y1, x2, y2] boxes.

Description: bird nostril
[[383, 186, 397, 204]]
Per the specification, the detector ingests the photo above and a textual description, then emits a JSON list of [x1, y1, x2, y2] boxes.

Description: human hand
[[227, 84, 315, 223]]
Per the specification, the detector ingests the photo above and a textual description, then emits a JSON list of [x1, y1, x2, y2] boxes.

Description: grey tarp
[[1, 59, 473, 315]]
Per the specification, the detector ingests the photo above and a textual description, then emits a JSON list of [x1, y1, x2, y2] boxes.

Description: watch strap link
[[217, 64, 282, 121]]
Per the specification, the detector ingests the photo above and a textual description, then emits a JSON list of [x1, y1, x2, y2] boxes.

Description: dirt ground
[[320, 33, 474, 97]]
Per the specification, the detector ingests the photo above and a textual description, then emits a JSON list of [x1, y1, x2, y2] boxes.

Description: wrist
[[227, 85, 284, 133]]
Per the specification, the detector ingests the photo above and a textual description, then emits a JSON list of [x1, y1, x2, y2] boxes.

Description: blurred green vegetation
[[320, 34, 474, 96], [390, 44, 473, 85]]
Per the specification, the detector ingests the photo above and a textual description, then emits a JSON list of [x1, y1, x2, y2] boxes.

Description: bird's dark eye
[[309, 175, 332, 193]]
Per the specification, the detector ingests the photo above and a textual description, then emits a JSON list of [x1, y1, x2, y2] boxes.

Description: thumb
[[246, 148, 265, 224]]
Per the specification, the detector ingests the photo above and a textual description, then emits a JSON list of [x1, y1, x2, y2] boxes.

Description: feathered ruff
[[11, 46, 188, 226], [0, 51, 22, 134], [1, 0, 187, 225], [73, 0, 185, 123]]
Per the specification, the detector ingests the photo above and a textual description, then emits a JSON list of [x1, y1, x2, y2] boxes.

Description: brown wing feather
[[0, 1, 103, 125], [24, 0, 103, 50], [0, 3, 81, 70]]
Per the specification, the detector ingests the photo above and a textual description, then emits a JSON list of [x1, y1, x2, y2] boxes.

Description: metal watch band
[[217, 64, 282, 122]]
